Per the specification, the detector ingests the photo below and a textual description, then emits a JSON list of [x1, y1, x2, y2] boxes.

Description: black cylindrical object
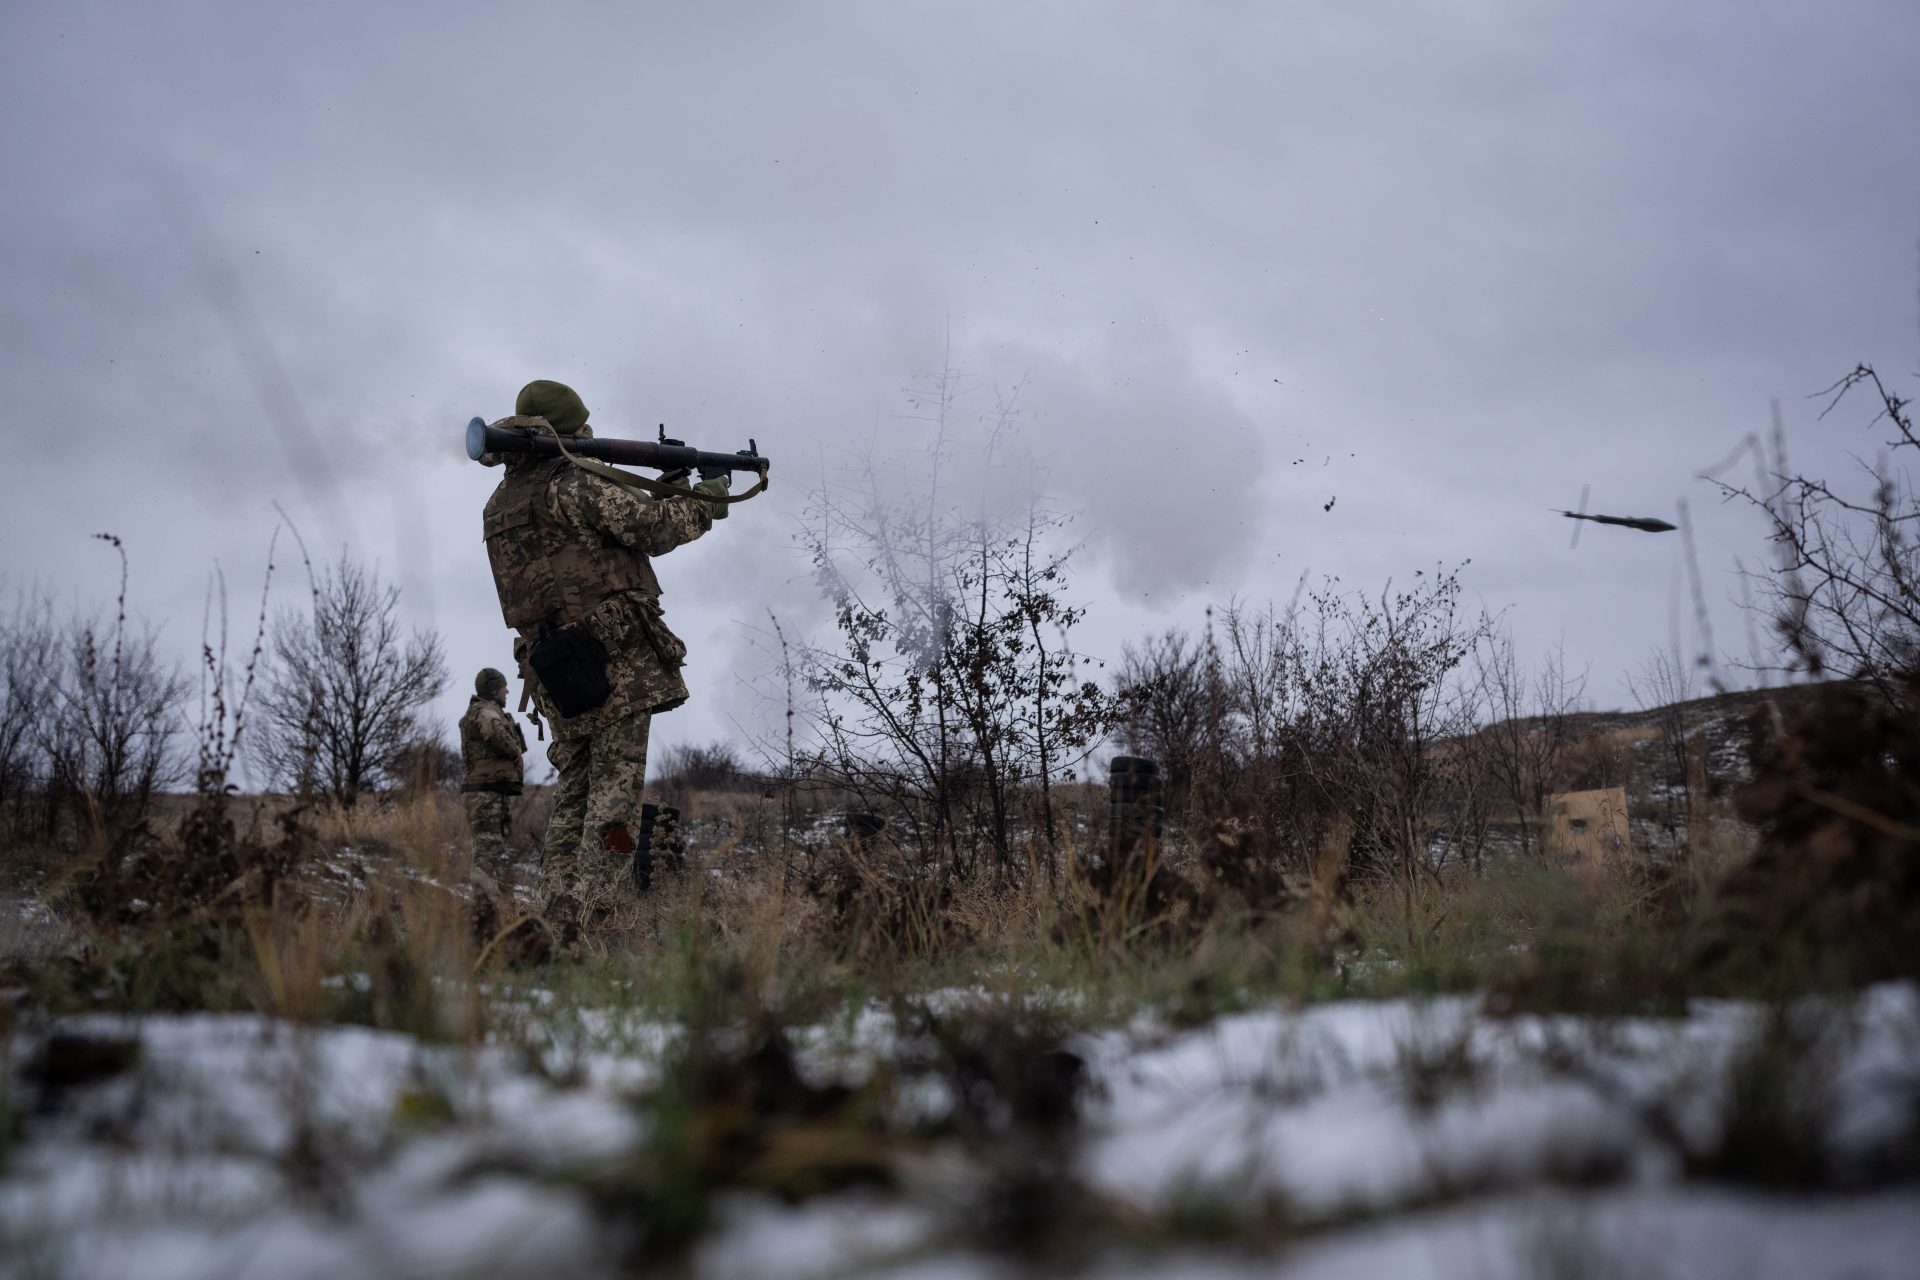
[[844, 811, 887, 849], [466, 417, 769, 478], [636, 803, 686, 890]]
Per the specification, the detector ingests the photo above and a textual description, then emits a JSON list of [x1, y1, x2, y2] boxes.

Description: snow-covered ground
[[4, 988, 1917, 1279]]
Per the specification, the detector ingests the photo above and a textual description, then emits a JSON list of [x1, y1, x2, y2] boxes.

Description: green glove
[[693, 474, 730, 519]]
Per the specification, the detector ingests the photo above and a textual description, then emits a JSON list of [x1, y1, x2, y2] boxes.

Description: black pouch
[[528, 625, 612, 719]]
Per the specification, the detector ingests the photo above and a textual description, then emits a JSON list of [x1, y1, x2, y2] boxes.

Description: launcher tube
[[466, 418, 767, 476]]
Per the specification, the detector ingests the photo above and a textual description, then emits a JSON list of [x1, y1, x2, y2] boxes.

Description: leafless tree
[[1115, 627, 1210, 815], [1175, 569, 1494, 909], [36, 538, 188, 843], [659, 740, 754, 792], [1170, 599, 1299, 832], [1707, 365, 1919, 707], [797, 355, 1114, 873], [806, 501, 1112, 873], [1471, 632, 1588, 856], [1625, 646, 1700, 843], [254, 556, 448, 805], [0, 591, 55, 837], [1289, 572, 1494, 893], [43, 614, 188, 840]]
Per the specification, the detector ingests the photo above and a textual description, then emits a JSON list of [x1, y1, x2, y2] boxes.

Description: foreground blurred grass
[[4, 777, 1917, 1273], [0, 779, 1792, 1038]]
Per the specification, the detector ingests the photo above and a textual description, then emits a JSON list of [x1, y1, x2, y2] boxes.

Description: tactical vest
[[483, 457, 661, 635], [459, 697, 524, 791]]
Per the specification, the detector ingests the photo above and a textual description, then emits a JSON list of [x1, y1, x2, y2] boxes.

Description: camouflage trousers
[[539, 708, 653, 913], [463, 790, 515, 880]]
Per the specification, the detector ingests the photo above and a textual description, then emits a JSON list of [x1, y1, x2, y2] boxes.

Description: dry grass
[[5, 736, 1912, 1273], [0, 746, 1871, 1048]]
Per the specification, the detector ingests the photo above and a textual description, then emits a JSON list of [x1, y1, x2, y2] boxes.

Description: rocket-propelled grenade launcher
[[466, 417, 769, 479], [466, 417, 770, 504]]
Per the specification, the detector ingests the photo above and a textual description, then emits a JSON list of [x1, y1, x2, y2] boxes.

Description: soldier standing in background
[[459, 667, 526, 881], [479, 379, 728, 926]]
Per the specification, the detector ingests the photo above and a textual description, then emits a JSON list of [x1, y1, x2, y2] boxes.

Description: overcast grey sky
[[3, 1, 1917, 780]]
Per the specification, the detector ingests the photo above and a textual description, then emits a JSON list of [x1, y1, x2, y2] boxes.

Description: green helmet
[[515, 379, 590, 435], [476, 667, 508, 696]]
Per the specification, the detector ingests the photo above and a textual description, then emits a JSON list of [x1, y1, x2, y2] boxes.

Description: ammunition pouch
[[528, 624, 612, 719], [634, 596, 688, 671]]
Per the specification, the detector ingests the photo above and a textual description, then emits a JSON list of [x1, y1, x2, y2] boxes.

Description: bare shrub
[[1708, 365, 1919, 705], [389, 735, 462, 793], [1688, 363, 1920, 988], [1293, 572, 1494, 889], [1114, 628, 1210, 817], [32, 538, 188, 847], [1471, 633, 1588, 857], [73, 546, 308, 933], [795, 360, 1115, 875], [1556, 727, 1638, 794], [1171, 569, 1493, 905], [1626, 647, 1701, 843], [0, 590, 55, 840], [1697, 671, 1920, 988], [42, 613, 187, 842], [658, 740, 753, 793], [253, 555, 448, 805], [805, 508, 1112, 874]]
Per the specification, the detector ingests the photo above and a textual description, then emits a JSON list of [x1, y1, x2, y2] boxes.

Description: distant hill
[[1494, 679, 1864, 849]]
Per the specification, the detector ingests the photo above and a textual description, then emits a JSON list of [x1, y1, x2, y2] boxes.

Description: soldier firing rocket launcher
[[466, 417, 771, 506]]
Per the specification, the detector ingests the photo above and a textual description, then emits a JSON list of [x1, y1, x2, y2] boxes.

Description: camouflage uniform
[[481, 411, 713, 914], [459, 684, 526, 880]]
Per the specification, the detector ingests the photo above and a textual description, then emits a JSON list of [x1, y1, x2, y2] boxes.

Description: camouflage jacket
[[482, 420, 713, 720], [459, 695, 526, 791]]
